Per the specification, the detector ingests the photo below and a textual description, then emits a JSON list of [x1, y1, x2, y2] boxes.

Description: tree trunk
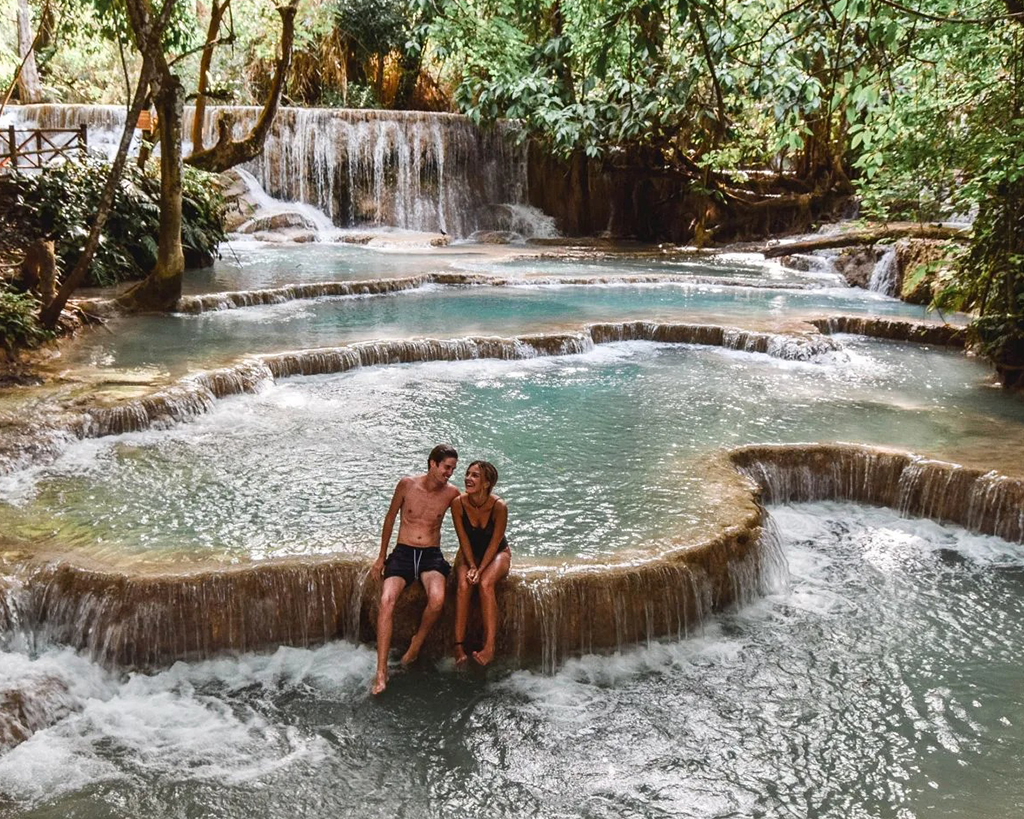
[[186, 0, 297, 173], [117, 74, 186, 311], [16, 0, 43, 104], [761, 224, 967, 258], [38, 60, 153, 329]]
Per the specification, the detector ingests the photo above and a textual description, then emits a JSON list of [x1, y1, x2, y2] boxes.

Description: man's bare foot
[[472, 645, 495, 666], [454, 644, 469, 667], [371, 670, 388, 695], [400, 637, 424, 666]]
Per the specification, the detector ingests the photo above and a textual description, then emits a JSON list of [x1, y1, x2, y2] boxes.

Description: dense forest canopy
[[1, 0, 1022, 379]]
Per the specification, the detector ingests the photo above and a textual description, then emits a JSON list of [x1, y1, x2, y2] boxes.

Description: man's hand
[[371, 556, 385, 578]]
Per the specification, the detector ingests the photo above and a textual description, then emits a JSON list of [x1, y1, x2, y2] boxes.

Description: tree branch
[[186, 0, 298, 173]]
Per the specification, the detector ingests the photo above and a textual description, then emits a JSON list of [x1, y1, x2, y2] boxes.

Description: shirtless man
[[371, 444, 460, 695]]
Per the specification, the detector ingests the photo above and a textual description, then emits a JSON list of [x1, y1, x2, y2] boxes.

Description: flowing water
[[66, 270, 942, 376], [2, 503, 1023, 817], [4, 337, 1024, 565], [2, 104, 1023, 816]]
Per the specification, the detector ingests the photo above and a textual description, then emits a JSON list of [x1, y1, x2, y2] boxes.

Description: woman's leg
[[472, 550, 511, 666], [453, 563, 472, 666]]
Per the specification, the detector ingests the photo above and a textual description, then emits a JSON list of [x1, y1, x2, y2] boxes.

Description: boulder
[[237, 211, 319, 235], [833, 246, 885, 289], [897, 238, 955, 305], [468, 230, 520, 245]]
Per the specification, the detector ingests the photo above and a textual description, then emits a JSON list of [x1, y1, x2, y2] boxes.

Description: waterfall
[[810, 315, 966, 347], [191, 107, 531, 237], [0, 322, 847, 459], [867, 246, 899, 296], [0, 470, 771, 670], [1, 442, 1018, 679], [3, 104, 536, 238], [731, 443, 1024, 544]]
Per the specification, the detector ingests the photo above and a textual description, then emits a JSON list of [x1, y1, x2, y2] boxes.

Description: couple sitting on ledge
[[371, 444, 511, 695]]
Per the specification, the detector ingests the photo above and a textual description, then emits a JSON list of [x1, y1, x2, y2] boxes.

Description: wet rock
[[252, 228, 319, 244], [237, 211, 320, 235], [0, 677, 74, 752], [215, 170, 260, 232], [833, 246, 886, 288], [469, 230, 521, 245], [897, 238, 954, 305], [338, 234, 375, 245]]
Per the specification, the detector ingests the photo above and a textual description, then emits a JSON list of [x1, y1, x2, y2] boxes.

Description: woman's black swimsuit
[[461, 506, 509, 564]]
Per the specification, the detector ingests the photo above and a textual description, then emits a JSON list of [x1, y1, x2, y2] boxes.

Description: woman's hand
[[467, 567, 480, 585]]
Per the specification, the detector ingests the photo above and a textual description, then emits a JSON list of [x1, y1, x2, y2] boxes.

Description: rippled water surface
[[69, 280, 947, 376], [183, 244, 832, 295], [2, 504, 1022, 818], [4, 338, 1022, 562]]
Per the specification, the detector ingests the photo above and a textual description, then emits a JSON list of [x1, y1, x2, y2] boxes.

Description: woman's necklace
[[466, 493, 488, 509]]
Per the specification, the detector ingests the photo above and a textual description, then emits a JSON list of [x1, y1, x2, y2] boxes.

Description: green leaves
[[1, 160, 225, 288]]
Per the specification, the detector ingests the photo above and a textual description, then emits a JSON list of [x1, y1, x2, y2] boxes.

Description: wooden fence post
[[80, 123, 88, 158], [8, 125, 17, 168]]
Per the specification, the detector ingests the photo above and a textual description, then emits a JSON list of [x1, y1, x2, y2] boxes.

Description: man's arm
[[373, 478, 408, 576]]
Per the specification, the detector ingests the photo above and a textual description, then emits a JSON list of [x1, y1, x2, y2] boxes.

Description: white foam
[[0, 642, 373, 805]]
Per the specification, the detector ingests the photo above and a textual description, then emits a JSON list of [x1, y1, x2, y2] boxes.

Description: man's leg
[[472, 551, 511, 667], [400, 570, 446, 666], [373, 576, 406, 695], [453, 563, 472, 667]]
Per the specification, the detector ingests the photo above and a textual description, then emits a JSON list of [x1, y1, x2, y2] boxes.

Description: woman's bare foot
[[371, 670, 388, 695], [472, 645, 495, 666], [454, 643, 469, 667]]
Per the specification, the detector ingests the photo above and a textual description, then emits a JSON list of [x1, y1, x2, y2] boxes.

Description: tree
[[16, 0, 43, 102], [115, 0, 297, 312]]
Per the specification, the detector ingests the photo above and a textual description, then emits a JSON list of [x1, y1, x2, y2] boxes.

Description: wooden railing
[[0, 124, 88, 170]]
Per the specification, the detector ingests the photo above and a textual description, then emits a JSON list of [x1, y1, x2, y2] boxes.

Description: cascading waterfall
[[6, 441, 1019, 681], [731, 443, 1024, 544], [0, 468, 771, 671], [4, 104, 536, 237], [195, 107, 531, 236], [63, 323, 842, 441], [867, 246, 899, 296], [810, 315, 966, 346]]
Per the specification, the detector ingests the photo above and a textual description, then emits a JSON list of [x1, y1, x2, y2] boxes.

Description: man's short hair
[[428, 444, 458, 466]]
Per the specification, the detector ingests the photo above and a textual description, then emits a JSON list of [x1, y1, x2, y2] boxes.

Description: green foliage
[[333, 0, 408, 59], [934, 182, 1024, 384], [0, 286, 53, 352], [1, 160, 225, 287]]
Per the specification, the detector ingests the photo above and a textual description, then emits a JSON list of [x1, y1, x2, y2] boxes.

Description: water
[[66, 275, 947, 376], [4, 105, 530, 237], [869, 247, 900, 296], [4, 337, 1022, 563], [2, 503, 1023, 817], [4, 104, 1022, 817]]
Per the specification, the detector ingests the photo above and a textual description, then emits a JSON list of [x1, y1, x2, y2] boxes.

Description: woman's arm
[[450, 496, 477, 570], [477, 499, 508, 572]]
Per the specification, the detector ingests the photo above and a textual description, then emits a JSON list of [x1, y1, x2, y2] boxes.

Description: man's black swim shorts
[[383, 543, 451, 586]]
